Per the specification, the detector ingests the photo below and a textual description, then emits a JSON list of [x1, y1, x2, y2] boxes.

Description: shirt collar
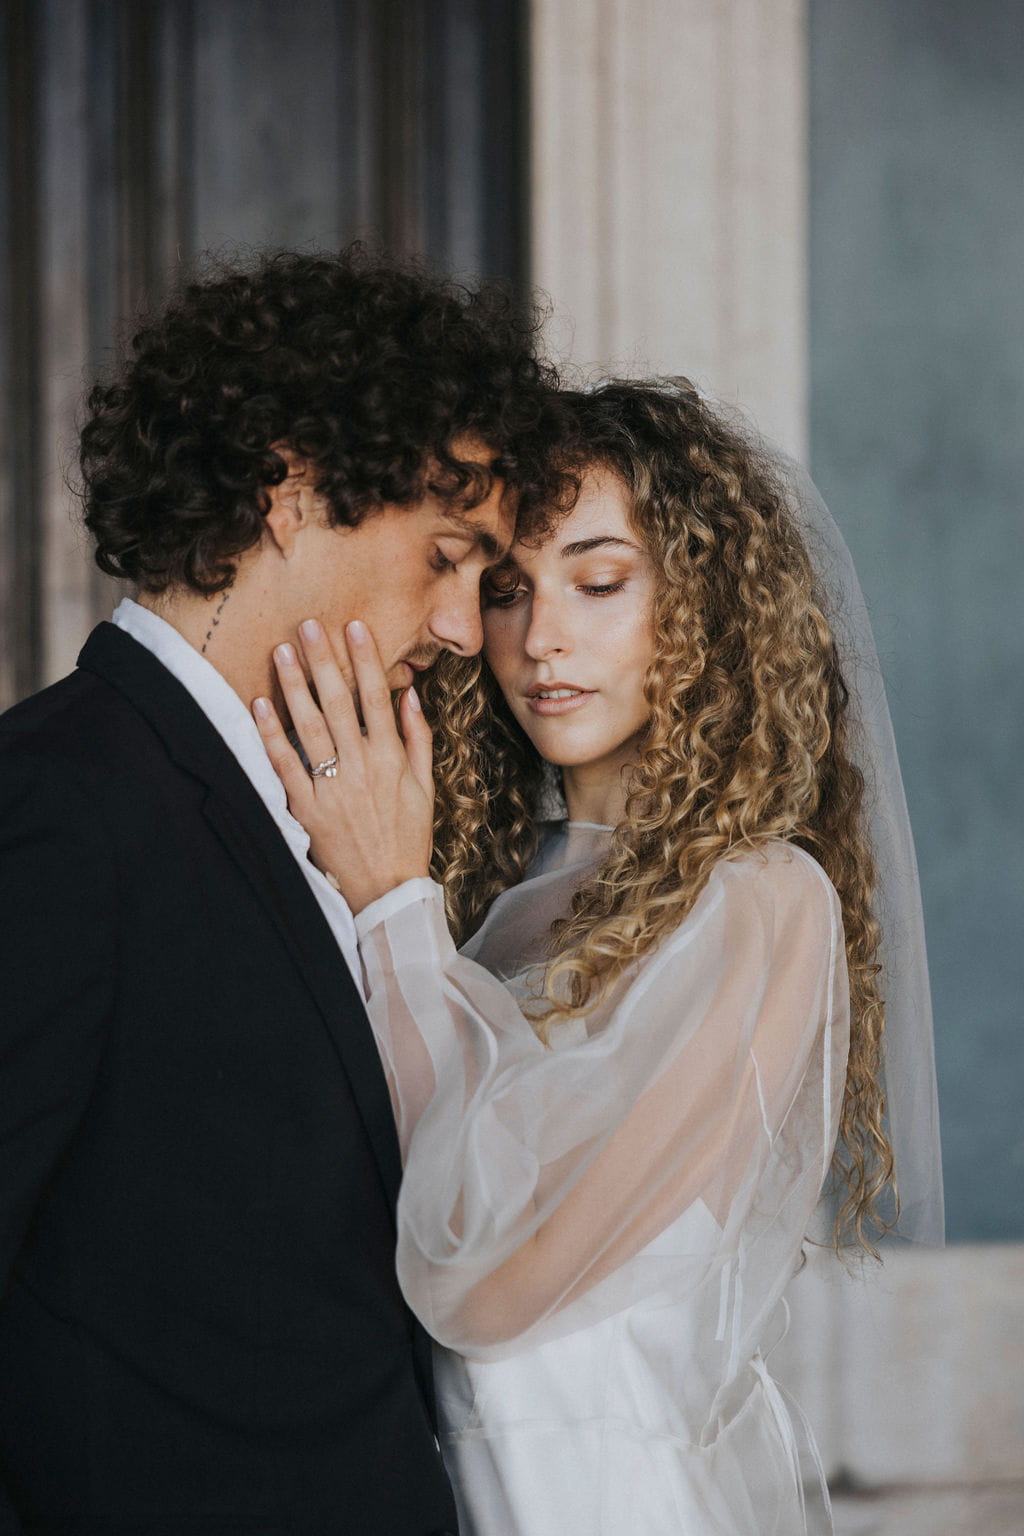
[[110, 597, 306, 847]]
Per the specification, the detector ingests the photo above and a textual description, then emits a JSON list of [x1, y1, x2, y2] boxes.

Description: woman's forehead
[[512, 467, 635, 561]]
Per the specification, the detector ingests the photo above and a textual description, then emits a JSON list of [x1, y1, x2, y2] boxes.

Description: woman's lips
[[525, 687, 595, 716]]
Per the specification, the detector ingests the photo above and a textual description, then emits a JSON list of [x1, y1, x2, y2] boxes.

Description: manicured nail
[[407, 686, 421, 712], [299, 618, 322, 643], [252, 696, 273, 719], [347, 619, 368, 643], [275, 642, 296, 666]]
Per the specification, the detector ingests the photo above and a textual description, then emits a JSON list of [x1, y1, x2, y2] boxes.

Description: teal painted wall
[[809, 0, 1024, 1238]]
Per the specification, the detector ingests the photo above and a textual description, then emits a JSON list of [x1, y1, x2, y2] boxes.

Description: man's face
[[287, 452, 514, 689]]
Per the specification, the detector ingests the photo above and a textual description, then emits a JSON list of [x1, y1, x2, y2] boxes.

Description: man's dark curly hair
[[80, 246, 568, 593]]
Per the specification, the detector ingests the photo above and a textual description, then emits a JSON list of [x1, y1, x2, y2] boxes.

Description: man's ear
[[264, 447, 321, 559]]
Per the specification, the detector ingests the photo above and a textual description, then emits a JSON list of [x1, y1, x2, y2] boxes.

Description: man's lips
[[524, 683, 596, 716], [394, 655, 438, 686]]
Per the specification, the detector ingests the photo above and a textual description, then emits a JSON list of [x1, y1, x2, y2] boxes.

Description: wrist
[[321, 865, 430, 915], [354, 876, 443, 936]]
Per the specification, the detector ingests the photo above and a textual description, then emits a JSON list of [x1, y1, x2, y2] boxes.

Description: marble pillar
[[530, 0, 808, 458]]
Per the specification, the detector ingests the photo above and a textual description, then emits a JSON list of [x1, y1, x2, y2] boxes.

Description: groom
[[0, 249, 561, 1534]]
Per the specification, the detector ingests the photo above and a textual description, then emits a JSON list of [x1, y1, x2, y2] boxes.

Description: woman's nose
[[523, 596, 569, 660]]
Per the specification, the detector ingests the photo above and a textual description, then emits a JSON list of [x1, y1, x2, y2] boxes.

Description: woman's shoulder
[[717, 839, 839, 901], [656, 840, 842, 961], [614, 839, 845, 1029], [705, 839, 843, 949]]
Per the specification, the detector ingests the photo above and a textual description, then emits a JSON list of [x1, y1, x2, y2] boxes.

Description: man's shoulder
[[0, 632, 201, 846], [0, 647, 134, 759], [0, 627, 177, 811]]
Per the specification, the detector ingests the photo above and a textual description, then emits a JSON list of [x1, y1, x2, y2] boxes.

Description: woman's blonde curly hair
[[420, 380, 896, 1253]]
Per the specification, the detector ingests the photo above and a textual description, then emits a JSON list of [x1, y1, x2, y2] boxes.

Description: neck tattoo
[[200, 584, 233, 655]]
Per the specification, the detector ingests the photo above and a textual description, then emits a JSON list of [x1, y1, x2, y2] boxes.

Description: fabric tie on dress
[[752, 1296, 834, 1531]]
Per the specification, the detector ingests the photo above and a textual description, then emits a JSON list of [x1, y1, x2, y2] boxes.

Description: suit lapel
[[78, 623, 403, 1216], [200, 791, 403, 1212]]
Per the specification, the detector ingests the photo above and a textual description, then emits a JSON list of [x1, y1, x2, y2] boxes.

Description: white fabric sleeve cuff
[[355, 877, 445, 939]]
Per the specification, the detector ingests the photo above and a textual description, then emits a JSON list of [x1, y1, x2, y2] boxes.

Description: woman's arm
[[254, 625, 848, 1358], [356, 849, 846, 1355]]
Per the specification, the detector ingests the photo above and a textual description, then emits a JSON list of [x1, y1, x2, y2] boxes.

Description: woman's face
[[482, 467, 658, 788]]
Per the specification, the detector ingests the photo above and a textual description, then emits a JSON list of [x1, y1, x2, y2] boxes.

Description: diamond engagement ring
[[309, 756, 339, 779]]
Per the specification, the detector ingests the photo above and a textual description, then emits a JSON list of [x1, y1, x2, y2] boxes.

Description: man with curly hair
[[0, 248, 563, 1534]]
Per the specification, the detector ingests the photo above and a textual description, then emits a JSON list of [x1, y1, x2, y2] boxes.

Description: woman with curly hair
[[256, 380, 942, 1535]]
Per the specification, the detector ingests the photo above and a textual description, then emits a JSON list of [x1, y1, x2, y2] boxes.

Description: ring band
[[310, 756, 339, 779]]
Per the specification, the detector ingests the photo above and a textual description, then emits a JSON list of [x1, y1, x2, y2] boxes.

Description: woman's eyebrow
[[559, 535, 641, 558]]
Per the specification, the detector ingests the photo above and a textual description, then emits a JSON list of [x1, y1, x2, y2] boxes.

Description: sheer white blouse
[[354, 825, 849, 1534]]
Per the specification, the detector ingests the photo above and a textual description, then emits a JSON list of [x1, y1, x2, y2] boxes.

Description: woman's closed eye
[[483, 575, 629, 606], [577, 579, 626, 597]]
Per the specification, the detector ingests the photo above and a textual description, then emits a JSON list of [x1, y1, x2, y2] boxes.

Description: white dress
[[354, 825, 849, 1535]]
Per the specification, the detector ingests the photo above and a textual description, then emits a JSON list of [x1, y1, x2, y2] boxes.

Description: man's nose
[[430, 587, 484, 657]]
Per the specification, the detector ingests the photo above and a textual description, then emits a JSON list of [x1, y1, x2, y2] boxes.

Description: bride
[[254, 380, 942, 1534]]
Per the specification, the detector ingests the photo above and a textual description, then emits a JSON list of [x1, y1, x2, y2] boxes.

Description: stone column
[[530, 0, 808, 458]]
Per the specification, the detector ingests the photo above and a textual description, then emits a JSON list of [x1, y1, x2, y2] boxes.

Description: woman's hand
[[252, 617, 435, 914]]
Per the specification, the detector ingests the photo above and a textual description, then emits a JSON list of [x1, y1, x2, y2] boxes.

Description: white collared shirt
[[111, 598, 365, 1000]]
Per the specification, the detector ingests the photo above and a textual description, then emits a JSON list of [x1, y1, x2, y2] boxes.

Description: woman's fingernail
[[275, 642, 296, 666], [347, 619, 368, 643], [253, 696, 272, 719], [299, 618, 322, 643], [407, 686, 422, 712]]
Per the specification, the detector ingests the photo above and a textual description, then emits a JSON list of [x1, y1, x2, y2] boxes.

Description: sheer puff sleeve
[[355, 841, 849, 1360]]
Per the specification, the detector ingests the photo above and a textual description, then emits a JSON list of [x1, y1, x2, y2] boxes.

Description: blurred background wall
[[808, 0, 1024, 1248], [2, 0, 1022, 1523], [0, 0, 527, 696]]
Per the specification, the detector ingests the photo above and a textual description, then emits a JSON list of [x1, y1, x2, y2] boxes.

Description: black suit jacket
[[0, 624, 457, 1536]]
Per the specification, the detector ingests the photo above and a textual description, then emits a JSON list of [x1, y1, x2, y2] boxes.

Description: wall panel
[[1, 0, 528, 705], [809, 0, 1024, 1242]]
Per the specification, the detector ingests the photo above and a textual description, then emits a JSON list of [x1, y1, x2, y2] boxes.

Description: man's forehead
[[428, 432, 516, 558], [441, 501, 515, 563]]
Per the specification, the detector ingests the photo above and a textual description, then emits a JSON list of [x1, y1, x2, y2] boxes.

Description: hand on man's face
[[289, 491, 515, 690]]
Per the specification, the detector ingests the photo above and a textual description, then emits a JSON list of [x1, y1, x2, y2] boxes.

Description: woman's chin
[[524, 729, 642, 775], [523, 737, 595, 770], [533, 747, 617, 773]]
